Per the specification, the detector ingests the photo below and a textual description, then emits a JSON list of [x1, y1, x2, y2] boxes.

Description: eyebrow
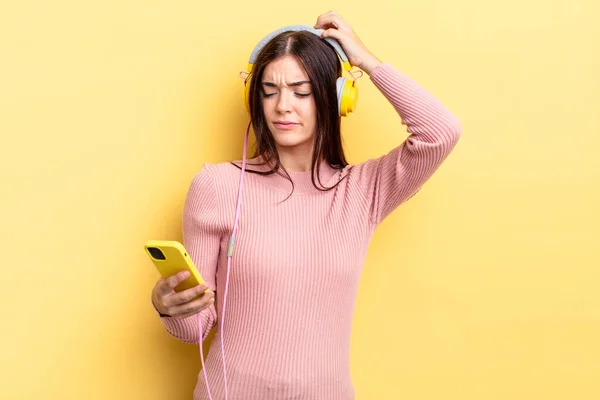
[[261, 81, 311, 87]]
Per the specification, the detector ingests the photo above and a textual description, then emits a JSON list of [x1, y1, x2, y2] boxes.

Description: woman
[[151, 11, 461, 400]]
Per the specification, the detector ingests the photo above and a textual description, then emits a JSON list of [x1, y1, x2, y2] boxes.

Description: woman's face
[[260, 55, 317, 155]]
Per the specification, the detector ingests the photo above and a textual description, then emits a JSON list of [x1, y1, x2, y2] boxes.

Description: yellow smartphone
[[144, 240, 207, 293]]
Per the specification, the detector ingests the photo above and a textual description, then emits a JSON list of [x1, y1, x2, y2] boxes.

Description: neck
[[248, 153, 338, 194], [275, 146, 316, 172]]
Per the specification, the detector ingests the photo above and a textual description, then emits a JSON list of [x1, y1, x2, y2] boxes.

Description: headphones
[[242, 24, 359, 117]]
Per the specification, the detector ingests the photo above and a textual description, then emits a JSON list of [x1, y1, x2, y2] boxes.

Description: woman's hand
[[151, 270, 215, 319], [314, 10, 382, 74]]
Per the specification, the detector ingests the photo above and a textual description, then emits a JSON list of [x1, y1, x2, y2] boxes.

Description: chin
[[275, 137, 312, 147], [272, 132, 311, 147]]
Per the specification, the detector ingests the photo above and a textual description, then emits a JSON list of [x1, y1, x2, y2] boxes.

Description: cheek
[[262, 103, 276, 121], [301, 102, 317, 125]]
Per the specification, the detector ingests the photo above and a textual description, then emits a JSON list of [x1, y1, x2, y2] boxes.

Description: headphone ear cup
[[336, 77, 358, 117]]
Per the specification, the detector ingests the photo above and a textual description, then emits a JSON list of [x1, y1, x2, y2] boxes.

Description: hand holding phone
[[145, 240, 215, 318], [151, 270, 215, 318]]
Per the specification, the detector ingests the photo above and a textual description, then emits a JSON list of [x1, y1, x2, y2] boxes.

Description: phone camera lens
[[148, 247, 166, 260]]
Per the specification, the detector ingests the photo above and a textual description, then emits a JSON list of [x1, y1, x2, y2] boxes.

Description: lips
[[274, 121, 298, 126], [273, 121, 299, 130]]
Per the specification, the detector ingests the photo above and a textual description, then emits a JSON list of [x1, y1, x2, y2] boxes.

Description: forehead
[[262, 55, 309, 82]]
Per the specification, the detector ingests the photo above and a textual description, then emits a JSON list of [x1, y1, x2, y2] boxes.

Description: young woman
[[151, 11, 461, 400]]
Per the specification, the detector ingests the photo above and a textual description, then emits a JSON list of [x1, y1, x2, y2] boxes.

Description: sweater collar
[[242, 155, 341, 195]]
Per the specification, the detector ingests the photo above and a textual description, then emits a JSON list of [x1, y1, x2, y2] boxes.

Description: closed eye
[[262, 92, 311, 98], [261, 81, 312, 98]]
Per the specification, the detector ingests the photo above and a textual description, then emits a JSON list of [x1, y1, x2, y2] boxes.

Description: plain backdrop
[[1, 0, 599, 399]]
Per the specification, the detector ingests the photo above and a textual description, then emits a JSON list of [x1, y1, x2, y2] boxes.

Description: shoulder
[[192, 160, 240, 180], [187, 160, 249, 199], [184, 161, 240, 220]]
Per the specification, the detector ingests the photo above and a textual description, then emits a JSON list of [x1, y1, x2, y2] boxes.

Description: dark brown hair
[[231, 30, 349, 201]]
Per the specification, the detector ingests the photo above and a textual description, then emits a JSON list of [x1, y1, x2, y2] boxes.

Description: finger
[[315, 12, 346, 31], [169, 291, 215, 318], [166, 284, 211, 308], [321, 28, 344, 41], [315, 10, 340, 24], [157, 270, 190, 295], [155, 271, 189, 297], [314, 10, 335, 25], [315, 14, 339, 30], [154, 279, 172, 298]]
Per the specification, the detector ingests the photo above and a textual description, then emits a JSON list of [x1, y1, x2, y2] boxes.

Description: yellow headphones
[[242, 24, 359, 117]]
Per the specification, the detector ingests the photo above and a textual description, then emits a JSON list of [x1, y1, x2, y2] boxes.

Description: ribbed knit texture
[[160, 63, 462, 400]]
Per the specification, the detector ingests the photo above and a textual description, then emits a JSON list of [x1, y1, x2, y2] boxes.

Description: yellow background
[[1, 0, 599, 399]]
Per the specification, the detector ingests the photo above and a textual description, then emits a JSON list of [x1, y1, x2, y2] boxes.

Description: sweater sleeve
[[353, 63, 462, 225], [159, 164, 221, 344]]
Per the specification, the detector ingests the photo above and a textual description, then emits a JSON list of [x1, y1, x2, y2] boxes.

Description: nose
[[275, 89, 292, 113]]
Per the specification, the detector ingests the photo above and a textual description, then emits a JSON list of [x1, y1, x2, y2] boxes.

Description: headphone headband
[[247, 24, 352, 73]]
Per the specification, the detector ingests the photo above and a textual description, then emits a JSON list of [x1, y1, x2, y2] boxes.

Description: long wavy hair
[[231, 30, 349, 201]]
